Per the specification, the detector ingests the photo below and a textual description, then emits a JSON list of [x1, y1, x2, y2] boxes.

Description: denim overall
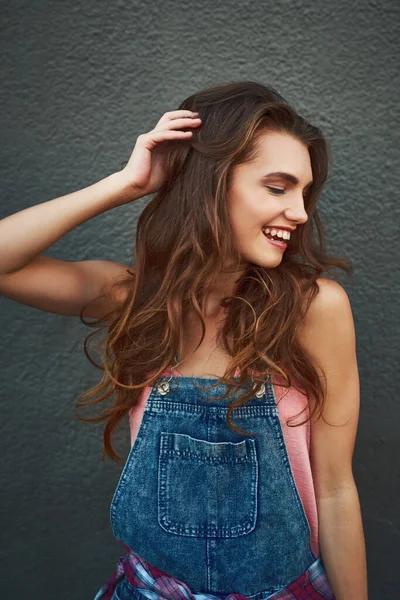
[[108, 363, 334, 599]]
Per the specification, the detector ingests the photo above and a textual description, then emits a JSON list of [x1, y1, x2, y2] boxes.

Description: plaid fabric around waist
[[93, 543, 335, 600]]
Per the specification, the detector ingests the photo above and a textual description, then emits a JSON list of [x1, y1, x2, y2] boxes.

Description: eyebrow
[[262, 171, 313, 189]]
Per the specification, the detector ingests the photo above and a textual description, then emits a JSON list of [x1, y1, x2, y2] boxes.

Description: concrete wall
[[1, 1, 399, 597]]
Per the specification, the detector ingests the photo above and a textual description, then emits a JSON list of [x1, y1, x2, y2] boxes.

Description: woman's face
[[227, 130, 312, 269]]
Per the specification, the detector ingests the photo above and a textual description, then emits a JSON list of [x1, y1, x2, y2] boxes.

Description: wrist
[[108, 171, 144, 206]]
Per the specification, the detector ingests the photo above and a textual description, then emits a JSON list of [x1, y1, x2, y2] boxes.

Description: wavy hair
[[76, 80, 352, 463]]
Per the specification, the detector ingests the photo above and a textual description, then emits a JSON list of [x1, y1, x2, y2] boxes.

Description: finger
[[156, 110, 199, 126], [140, 129, 194, 149], [155, 117, 202, 132]]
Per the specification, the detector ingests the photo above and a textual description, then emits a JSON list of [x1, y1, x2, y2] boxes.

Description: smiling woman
[[82, 81, 366, 599], [0, 80, 367, 599]]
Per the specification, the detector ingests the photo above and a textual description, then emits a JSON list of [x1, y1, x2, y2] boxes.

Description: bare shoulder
[[309, 276, 351, 312], [300, 277, 353, 336]]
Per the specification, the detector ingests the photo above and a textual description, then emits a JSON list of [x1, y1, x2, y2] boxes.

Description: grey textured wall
[[1, 1, 399, 598]]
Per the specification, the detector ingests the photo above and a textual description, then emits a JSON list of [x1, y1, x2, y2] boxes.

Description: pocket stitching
[[157, 432, 259, 538]]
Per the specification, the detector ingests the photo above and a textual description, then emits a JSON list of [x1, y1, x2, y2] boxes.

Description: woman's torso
[[130, 306, 319, 559], [96, 307, 332, 599]]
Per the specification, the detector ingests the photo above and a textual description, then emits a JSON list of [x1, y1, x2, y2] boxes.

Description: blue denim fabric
[[110, 374, 318, 597]]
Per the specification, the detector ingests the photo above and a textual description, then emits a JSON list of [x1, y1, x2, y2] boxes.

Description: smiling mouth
[[262, 230, 288, 249], [262, 227, 291, 242]]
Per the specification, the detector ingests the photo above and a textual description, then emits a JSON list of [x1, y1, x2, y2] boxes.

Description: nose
[[284, 196, 309, 225]]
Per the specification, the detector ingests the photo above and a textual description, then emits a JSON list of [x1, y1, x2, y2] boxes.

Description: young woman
[[0, 81, 368, 599]]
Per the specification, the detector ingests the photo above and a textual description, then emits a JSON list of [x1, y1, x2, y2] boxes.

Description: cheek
[[229, 213, 260, 248], [229, 191, 259, 222], [229, 203, 251, 237], [230, 198, 274, 236], [227, 185, 275, 236]]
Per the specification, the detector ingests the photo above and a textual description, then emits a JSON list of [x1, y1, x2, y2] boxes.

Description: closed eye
[[266, 186, 308, 199], [266, 186, 284, 195]]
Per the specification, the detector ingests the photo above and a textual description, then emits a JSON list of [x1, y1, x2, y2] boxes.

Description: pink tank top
[[128, 367, 320, 558]]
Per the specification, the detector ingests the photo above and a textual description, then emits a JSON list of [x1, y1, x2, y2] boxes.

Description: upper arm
[[0, 255, 133, 320], [298, 277, 360, 499]]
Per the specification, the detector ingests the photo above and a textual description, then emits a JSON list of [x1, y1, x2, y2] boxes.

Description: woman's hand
[[120, 110, 202, 198]]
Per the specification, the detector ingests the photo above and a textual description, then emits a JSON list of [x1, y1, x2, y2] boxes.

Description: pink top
[[128, 367, 319, 558]]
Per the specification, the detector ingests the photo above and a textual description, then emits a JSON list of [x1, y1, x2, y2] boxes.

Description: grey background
[[1, 0, 399, 598]]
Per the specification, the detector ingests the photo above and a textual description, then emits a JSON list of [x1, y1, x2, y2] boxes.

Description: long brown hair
[[76, 80, 352, 463]]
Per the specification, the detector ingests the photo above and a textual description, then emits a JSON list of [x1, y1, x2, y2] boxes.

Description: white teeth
[[262, 228, 291, 240]]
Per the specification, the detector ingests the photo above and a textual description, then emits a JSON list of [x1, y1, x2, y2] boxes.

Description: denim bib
[[107, 366, 326, 598]]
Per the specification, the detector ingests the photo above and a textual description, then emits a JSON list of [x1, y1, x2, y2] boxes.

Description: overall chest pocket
[[157, 432, 259, 538]]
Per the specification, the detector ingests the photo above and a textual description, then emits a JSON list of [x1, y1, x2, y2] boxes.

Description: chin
[[238, 241, 287, 268], [248, 255, 283, 268]]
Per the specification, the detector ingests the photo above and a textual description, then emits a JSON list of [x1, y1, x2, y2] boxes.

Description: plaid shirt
[[93, 543, 335, 600]]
